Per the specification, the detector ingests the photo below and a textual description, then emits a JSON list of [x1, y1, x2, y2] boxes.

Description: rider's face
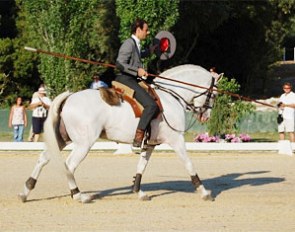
[[136, 23, 149, 40]]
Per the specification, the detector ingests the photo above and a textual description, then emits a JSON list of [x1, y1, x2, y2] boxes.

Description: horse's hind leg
[[64, 144, 93, 203], [132, 145, 155, 201], [18, 150, 50, 202]]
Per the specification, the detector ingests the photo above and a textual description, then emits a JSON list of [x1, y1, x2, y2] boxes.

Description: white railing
[[0, 141, 293, 152]]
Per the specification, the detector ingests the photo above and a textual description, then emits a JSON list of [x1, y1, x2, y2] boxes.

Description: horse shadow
[[25, 171, 285, 202], [203, 171, 285, 198], [88, 170, 285, 200]]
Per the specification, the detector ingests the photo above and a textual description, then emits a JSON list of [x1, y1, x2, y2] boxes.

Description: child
[[8, 97, 27, 142]]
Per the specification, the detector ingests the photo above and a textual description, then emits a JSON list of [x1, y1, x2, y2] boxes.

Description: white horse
[[18, 64, 218, 203]]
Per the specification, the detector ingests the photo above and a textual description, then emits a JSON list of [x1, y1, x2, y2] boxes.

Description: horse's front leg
[[191, 173, 214, 201], [18, 150, 50, 202], [170, 135, 214, 201], [132, 145, 155, 201]]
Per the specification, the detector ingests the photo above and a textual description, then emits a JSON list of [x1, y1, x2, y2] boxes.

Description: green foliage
[[0, 0, 42, 108], [22, 0, 120, 97], [207, 77, 255, 136], [0, 37, 35, 107], [1, 0, 295, 106]]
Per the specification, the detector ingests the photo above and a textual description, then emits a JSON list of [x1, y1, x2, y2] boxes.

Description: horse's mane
[[160, 64, 209, 78]]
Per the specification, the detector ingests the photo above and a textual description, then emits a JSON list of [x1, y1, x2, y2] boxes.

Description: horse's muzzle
[[196, 114, 209, 123]]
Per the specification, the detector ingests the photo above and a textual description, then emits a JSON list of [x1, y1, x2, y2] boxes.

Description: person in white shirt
[[29, 87, 51, 142], [90, 75, 108, 89], [277, 82, 295, 142]]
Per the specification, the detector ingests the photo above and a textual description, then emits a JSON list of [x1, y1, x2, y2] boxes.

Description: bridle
[[153, 76, 216, 132], [190, 76, 216, 117]]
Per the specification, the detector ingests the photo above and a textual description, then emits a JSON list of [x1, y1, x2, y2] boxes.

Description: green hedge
[[186, 111, 277, 133], [0, 109, 277, 139]]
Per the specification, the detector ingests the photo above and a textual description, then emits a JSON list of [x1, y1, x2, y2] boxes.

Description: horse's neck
[[154, 79, 198, 103], [156, 66, 212, 100]]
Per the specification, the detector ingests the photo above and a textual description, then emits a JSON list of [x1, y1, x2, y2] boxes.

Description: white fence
[[0, 141, 294, 153]]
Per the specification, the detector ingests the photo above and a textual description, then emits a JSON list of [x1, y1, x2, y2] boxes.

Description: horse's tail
[[44, 91, 72, 166]]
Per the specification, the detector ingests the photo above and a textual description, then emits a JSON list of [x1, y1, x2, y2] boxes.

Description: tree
[[174, 0, 295, 96], [171, 0, 231, 66], [0, 0, 40, 107], [22, 0, 120, 97]]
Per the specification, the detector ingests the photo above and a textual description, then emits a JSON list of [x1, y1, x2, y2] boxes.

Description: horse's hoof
[[18, 193, 27, 203], [139, 195, 151, 201], [138, 190, 151, 201], [80, 194, 94, 203], [201, 192, 214, 201]]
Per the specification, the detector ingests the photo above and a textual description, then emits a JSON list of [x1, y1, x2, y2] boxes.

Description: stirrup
[[132, 140, 143, 148], [147, 139, 161, 146]]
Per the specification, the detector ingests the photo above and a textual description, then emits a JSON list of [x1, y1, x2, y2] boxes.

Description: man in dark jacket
[[116, 18, 159, 148]]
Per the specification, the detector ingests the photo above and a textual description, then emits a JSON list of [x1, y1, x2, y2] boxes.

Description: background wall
[[0, 109, 32, 133], [186, 111, 277, 134], [0, 109, 277, 140]]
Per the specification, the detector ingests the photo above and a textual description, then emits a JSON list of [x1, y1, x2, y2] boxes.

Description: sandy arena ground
[[0, 150, 295, 232]]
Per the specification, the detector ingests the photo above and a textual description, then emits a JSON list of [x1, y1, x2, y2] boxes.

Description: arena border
[[0, 141, 293, 152]]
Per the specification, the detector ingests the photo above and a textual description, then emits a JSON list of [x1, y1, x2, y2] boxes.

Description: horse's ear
[[216, 73, 224, 83]]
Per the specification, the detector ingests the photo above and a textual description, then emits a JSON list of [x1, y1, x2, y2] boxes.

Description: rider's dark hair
[[131, 18, 147, 34], [283, 82, 292, 88]]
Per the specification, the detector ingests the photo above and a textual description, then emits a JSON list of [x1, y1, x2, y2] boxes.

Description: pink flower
[[231, 137, 241, 143], [239, 134, 251, 142], [194, 133, 219, 143], [194, 133, 250, 143], [225, 134, 235, 142]]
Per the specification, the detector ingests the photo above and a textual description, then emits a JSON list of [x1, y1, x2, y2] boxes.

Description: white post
[[278, 140, 293, 156]]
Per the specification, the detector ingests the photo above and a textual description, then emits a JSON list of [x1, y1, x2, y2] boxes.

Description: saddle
[[100, 81, 163, 118]]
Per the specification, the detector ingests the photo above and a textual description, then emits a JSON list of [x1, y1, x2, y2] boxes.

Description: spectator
[[28, 84, 45, 141], [8, 97, 27, 142], [29, 87, 52, 142], [277, 82, 295, 142], [90, 75, 108, 89]]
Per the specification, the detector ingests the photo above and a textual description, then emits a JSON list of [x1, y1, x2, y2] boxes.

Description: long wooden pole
[[24, 46, 276, 108]]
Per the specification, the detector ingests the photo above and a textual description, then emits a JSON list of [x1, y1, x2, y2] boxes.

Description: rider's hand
[[137, 68, 147, 78]]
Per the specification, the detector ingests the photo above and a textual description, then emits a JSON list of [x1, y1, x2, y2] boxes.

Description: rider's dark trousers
[[115, 74, 159, 131]]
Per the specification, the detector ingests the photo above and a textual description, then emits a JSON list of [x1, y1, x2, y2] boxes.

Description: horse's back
[[60, 89, 137, 144]]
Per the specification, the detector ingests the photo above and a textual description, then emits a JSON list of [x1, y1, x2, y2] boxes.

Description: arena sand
[[0, 151, 294, 231]]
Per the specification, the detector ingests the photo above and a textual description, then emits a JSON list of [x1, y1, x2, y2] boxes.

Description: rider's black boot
[[133, 129, 145, 148]]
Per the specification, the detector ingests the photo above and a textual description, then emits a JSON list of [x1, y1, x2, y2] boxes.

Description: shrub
[[207, 76, 255, 136]]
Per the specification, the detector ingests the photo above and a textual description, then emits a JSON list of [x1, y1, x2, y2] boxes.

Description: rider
[[115, 18, 159, 148]]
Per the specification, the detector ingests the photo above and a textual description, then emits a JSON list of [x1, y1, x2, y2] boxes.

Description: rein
[[154, 83, 211, 133]]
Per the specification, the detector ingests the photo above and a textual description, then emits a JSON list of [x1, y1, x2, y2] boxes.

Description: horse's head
[[185, 69, 224, 123], [192, 75, 219, 122], [156, 64, 220, 123]]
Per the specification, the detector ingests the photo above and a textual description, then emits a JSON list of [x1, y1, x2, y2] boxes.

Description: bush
[[207, 76, 255, 136]]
